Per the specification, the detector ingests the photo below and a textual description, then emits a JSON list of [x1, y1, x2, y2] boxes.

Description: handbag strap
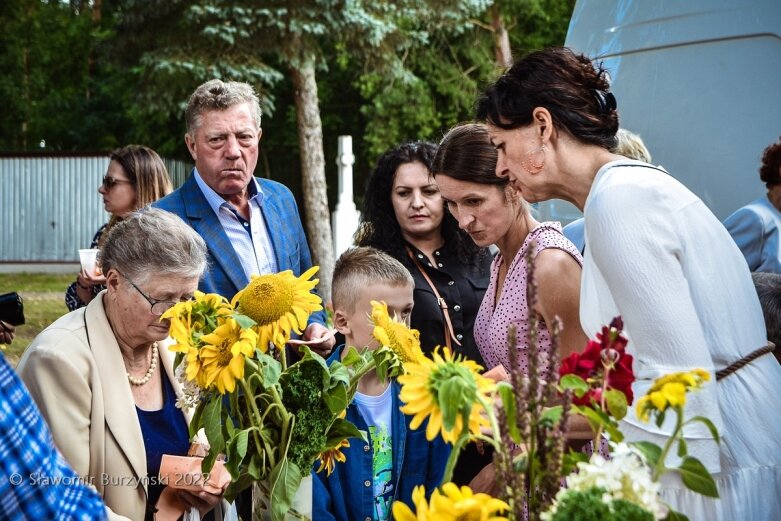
[[405, 246, 461, 349]]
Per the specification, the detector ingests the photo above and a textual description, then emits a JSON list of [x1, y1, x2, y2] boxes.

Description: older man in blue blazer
[[154, 79, 334, 355]]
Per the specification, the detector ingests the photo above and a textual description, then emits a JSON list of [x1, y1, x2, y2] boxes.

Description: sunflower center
[[239, 276, 295, 325], [216, 337, 234, 367], [386, 324, 412, 360]]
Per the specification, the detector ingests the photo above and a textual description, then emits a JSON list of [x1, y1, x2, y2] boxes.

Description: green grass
[[0, 273, 73, 365]]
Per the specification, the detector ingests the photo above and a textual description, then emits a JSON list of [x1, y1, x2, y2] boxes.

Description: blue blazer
[[724, 196, 781, 274], [313, 347, 450, 520], [153, 172, 326, 324], [562, 217, 586, 255]]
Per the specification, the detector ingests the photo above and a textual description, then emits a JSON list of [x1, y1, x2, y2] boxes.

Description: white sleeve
[[585, 180, 723, 470]]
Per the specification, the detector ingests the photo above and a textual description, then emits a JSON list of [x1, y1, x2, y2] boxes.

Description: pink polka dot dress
[[474, 222, 583, 373]]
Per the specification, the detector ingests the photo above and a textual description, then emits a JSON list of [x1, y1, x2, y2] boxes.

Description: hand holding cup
[[77, 249, 106, 286]]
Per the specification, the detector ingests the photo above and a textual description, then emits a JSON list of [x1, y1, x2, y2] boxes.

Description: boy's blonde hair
[[613, 128, 652, 163], [332, 247, 414, 314]]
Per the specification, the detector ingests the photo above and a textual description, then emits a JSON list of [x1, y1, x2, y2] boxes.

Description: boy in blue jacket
[[313, 246, 449, 520]]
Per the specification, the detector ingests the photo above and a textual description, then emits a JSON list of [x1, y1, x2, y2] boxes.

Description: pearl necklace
[[127, 343, 158, 386]]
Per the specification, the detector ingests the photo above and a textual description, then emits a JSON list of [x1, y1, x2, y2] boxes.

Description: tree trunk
[[289, 54, 335, 303], [489, 5, 512, 68], [86, 0, 102, 101]]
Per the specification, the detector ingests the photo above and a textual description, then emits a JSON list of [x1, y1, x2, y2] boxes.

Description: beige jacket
[[18, 292, 191, 521]]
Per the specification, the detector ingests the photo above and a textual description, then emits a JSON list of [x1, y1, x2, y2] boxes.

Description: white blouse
[[580, 160, 781, 519]]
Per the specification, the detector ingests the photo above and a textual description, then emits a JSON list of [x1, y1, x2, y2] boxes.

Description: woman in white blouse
[[476, 46, 781, 520]]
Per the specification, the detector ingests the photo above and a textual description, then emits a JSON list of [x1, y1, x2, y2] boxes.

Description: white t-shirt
[[353, 383, 394, 521]]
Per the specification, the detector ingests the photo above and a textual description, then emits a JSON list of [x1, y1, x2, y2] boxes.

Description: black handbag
[[0, 292, 25, 326]]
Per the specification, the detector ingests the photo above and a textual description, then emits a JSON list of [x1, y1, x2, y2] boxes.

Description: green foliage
[[279, 359, 333, 471], [688, 415, 720, 444], [631, 441, 663, 467], [191, 342, 383, 521], [1, 0, 575, 211], [575, 403, 624, 443], [0, 1, 92, 150], [559, 374, 588, 398], [678, 456, 719, 498], [609, 497, 657, 521], [268, 458, 303, 521], [0, 273, 72, 361], [604, 389, 628, 420], [663, 509, 691, 521], [547, 487, 654, 521]]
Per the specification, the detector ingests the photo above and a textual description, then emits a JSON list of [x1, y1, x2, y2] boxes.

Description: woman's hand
[[79, 269, 107, 287], [482, 364, 509, 382], [302, 322, 336, 357], [0, 320, 15, 344], [75, 269, 106, 305], [175, 488, 224, 517]]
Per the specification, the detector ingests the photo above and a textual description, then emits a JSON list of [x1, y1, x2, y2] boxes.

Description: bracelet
[[76, 281, 90, 290]]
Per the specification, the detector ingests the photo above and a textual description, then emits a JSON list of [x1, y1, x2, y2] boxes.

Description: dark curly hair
[[476, 47, 619, 149], [760, 136, 781, 188], [354, 141, 484, 265]]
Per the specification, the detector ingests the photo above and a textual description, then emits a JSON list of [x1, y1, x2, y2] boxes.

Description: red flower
[[559, 316, 634, 407]]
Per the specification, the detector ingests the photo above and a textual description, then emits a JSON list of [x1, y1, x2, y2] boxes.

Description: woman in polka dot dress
[[432, 123, 588, 374]]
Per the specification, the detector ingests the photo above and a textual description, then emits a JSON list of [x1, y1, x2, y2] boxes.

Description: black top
[[401, 241, 492, 367]]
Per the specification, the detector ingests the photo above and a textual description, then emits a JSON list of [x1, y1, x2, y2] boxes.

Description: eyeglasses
[[119, 271, 180, 316], [102, 175, 132, 191]]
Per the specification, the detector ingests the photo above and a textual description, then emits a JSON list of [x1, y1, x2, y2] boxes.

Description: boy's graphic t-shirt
[[354, 383, 394, 521]]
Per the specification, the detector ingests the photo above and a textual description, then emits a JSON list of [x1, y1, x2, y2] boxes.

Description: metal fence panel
[[0, 156, 190, 263]]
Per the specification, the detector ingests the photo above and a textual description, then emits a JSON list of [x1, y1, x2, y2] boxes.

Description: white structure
[[331, 135, 361, 258], [538, 0, 781, 225]]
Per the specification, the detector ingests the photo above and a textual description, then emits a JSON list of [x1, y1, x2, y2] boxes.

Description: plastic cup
[[78, 249, 100, 277]]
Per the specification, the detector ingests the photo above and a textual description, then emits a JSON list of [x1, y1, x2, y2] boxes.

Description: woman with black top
[[356, 141, 491, 362], [355, 141, 493, 484]]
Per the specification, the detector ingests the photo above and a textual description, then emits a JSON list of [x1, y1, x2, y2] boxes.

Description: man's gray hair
[[185, 79, 262, 136], [99, 208, 208, 283]]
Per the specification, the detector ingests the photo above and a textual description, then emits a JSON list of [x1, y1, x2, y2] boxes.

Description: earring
[[522, 144, 546, 174]]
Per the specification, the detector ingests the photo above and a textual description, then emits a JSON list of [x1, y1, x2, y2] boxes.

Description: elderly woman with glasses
[[66, 145, 173, 311], [19, 209, 225, 521]]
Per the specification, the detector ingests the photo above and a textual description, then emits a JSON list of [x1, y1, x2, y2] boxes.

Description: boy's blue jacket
[[312, 345, 450, 520]]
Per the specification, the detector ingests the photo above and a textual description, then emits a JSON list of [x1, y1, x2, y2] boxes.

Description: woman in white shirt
[[476, 46, 781, 520]]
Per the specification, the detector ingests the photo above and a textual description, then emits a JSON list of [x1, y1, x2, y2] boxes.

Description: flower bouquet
[[391, 250, 721, 521], [162, 267, 401, 521]]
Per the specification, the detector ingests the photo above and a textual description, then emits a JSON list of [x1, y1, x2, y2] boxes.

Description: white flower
[[544, 443, 667, 520], [175, 362, 204, 411]]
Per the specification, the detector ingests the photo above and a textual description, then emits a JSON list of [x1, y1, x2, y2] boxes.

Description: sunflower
[[316, 439, 350, 476], [392, 485, 430, 521], [636, 369, 710, 422], [398, 347, 494, 443], [393, 483, 509, 521], [371, 300, 424, 364], [162, 299, 196, 354], [232, 267, 322, 351], [162, 290, 233, 355], [194, 317, 259, 393]]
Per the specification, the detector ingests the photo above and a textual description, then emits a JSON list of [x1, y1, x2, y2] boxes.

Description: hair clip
[[593, 90, 617, 114]]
